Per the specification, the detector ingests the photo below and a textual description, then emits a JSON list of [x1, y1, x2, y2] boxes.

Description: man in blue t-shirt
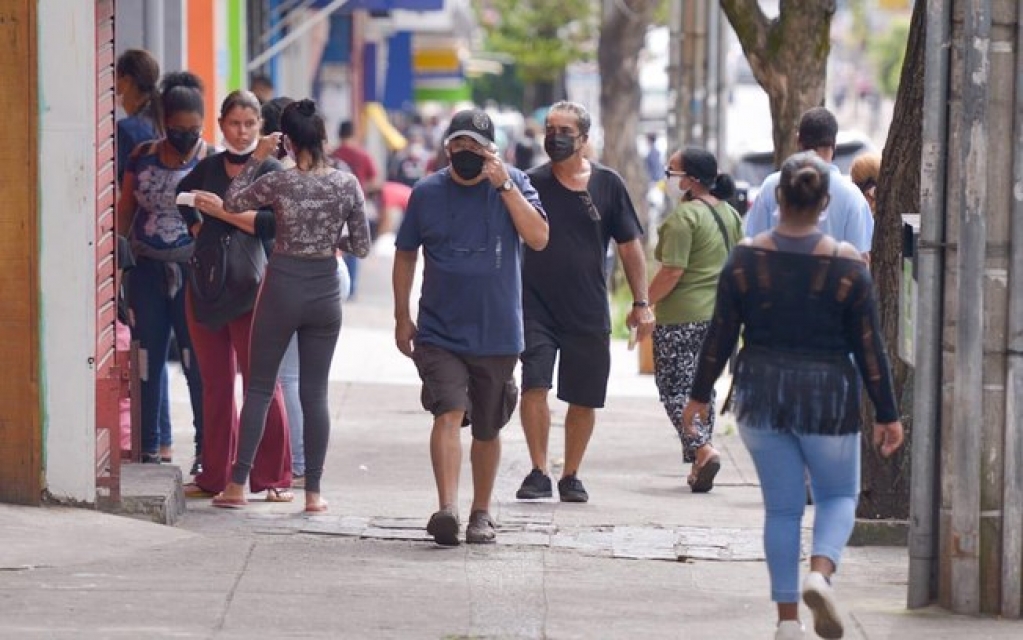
[[744, 107, 874, 260], [393, 109, 549, 547]]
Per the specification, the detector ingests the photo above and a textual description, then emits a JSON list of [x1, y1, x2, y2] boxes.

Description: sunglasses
[[664, 167, 688, 180], [578, 191, 600, 221]]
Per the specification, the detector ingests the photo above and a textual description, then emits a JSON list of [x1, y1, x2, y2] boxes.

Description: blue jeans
[[279, 335, 304, 476], [128, 258, 203, 455], [739, 426, 860, 604]]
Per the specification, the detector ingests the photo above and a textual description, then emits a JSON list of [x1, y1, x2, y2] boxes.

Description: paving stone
[[612, 526, 680, 561]]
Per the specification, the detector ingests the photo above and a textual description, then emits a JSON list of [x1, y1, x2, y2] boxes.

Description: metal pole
[[907, 0, 952, 610], [1001, 4, 1023, 619], [715, 4, 729, 166], [667, 0, 684, 150], [692, 0, 707, 146], [950, 0, 990, 615], [144, 0, 165, 69], [706, 1, 719, 156]]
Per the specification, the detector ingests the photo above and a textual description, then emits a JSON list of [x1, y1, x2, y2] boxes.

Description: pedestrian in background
[[211, 99, 370, 514], [744, 107, 874, 262], [649, 146, 741, 493], [177, 90, 292, 502], [849, 152, 881, 217], [332, 119, 382, 299], [683, 151, 903, 640], [116, 71, 207, 467], [393, 109, 548, 546], [515, 101, 654, 504]]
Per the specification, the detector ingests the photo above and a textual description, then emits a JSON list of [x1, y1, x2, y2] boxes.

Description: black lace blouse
[[691, 246, 899, 434]]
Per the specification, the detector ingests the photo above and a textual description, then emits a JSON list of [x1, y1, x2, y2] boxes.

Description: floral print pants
[[653, 322, 716, 463]]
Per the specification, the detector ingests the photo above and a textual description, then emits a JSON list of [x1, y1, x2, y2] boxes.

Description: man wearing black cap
[[515, 100, 655, 504], [393, 108, 549, 546]]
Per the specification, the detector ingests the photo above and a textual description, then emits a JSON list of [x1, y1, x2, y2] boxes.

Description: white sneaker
[[802, 571, 844, 639], [774, 619, 805, 639]]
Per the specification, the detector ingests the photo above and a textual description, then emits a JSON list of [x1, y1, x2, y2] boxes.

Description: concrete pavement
[[1, 247, 1018, 639]]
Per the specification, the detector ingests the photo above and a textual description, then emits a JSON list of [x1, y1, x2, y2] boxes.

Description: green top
[[654, 199, 743, 324]]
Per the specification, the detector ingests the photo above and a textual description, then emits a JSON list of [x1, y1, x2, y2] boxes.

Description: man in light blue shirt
[[744, 107, 874, 259]]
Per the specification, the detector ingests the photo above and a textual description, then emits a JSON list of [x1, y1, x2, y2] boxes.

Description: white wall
[[38, 0, 98, 502]]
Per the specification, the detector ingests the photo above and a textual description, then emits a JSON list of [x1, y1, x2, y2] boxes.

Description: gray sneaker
[[426, 508, 460, 547], [465, 510, 496, 544]]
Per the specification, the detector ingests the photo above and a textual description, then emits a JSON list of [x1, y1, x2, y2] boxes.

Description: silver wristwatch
[[498, 179, 515, 192]]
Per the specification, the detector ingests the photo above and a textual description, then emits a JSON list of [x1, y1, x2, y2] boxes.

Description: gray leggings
[[232, 254, 341, 494]]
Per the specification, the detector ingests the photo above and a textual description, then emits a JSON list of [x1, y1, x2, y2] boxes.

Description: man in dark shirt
[[516, 101, 656, 503]]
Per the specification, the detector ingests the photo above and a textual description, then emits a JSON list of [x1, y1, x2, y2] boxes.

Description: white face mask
[[665, 178, 687, 202], [222, 138, 258, 156]]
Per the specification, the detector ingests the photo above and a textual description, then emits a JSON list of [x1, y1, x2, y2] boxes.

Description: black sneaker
[[516, 468, 553, 499], [558, 474, 589, 503]]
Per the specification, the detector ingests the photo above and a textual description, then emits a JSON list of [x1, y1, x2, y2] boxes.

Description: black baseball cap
[[443, 109, 497, 149]]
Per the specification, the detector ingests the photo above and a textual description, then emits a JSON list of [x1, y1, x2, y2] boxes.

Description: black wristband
[[632, 300, 649, 308]]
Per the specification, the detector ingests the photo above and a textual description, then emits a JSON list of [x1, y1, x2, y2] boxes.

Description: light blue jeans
[[739, 426, 860, 604], [279, 335, 304, 476]]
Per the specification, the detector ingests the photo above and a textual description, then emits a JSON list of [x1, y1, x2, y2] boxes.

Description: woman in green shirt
[[649, 147, 742, 493]]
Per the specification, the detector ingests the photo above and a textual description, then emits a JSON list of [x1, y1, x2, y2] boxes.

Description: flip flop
[[265, 488, 295, 503], [183, 483, 216, 499], [211, 493, 248, 509], [304, 499, 329, 514], [688, 454, 721, 494]]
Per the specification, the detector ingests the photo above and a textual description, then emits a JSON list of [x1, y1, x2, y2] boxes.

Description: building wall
[[38, 0, 100, 502], [0, 0, 42, 505]]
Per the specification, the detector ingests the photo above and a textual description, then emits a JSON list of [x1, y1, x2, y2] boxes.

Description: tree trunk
[[856, 0, 925, 520], [720, 0, 836, 167], [598, 0, 656, 234]]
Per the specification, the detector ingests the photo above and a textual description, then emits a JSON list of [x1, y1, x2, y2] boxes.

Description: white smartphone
[[627, 325, 639, 351], [175, 192, 196, 207]]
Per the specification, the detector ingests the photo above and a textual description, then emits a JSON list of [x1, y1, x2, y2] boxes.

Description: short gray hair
[[547, 101, 591, 136]]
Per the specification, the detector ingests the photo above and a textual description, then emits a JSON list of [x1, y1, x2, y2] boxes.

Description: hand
[[681, 401, 709, 440], [482, 148, 510, 188], [192, 190, 225, 217], [626, 305, 656, 342], [872, 421, 904, 458], [395, 317, 417, 359], [254, 132, 282, 161]]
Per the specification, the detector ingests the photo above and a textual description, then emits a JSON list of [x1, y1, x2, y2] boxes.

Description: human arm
[[223, 133, 281, 214], [483, 152, 548, 250], [337, 179, 371, 258], [392, 249, 419, 358], [116, 170, 138, 237], [617, 238, 656, 340], [743, 176, 777, 237]]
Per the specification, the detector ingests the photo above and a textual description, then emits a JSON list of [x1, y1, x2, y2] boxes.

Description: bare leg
[[430, 410, 464, 510], [470, 435, 501, 513], [520, 388, 550, 472], [776, 602, 799, 622], [563, 404, 595, 477], [810, 555, 836, 578]]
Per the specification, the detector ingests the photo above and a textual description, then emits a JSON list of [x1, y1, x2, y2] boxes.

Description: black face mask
[[544, 133, 577, 163], [450, 150, 485, 180], [167, 129, 201, 155]]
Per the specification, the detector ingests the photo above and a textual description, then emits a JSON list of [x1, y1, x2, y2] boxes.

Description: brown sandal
[[688, 454, 721, 494], [265, 488, 295, 503]]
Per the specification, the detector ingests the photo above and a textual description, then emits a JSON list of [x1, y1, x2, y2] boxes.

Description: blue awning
[[312, 0, 444, 10]]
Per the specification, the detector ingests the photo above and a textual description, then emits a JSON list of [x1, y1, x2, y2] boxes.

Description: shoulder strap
[[695, 197, 733, 251]]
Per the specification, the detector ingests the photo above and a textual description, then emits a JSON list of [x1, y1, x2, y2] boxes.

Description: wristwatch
[[632, 300, 649, 308], [498, 178, 515, 192]]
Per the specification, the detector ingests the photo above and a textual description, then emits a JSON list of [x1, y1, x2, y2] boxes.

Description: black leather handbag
[[188, 226, 267, 330]]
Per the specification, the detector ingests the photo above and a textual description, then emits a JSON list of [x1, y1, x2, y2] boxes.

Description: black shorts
[[520, 321, 610, 409], [411, 343, 519, 441]]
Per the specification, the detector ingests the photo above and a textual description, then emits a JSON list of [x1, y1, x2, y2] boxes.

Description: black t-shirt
[[523, 161, 643, 334], [177, 152, 282, 251]]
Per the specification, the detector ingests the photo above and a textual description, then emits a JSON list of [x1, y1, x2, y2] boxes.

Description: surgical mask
[[167, 129, 201, 155], [666, 178, 687, 202], [450, 150, 485, 180], [544, 133, 577, 163], [222, 138, 257, 161]]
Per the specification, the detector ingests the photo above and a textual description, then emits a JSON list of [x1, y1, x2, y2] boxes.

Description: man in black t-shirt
[[516, 101, 656, 503]]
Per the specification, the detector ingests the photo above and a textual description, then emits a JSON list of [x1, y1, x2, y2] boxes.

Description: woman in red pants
[[177, 90, 293, 502]]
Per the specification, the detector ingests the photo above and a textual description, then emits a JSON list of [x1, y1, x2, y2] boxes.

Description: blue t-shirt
[[744, 163, 874, 253], [117, 112, 158, 186], [396, 168, 546, 356]]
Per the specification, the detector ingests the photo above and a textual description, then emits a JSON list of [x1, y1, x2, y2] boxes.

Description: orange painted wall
[[187, 0, 217, 142]]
